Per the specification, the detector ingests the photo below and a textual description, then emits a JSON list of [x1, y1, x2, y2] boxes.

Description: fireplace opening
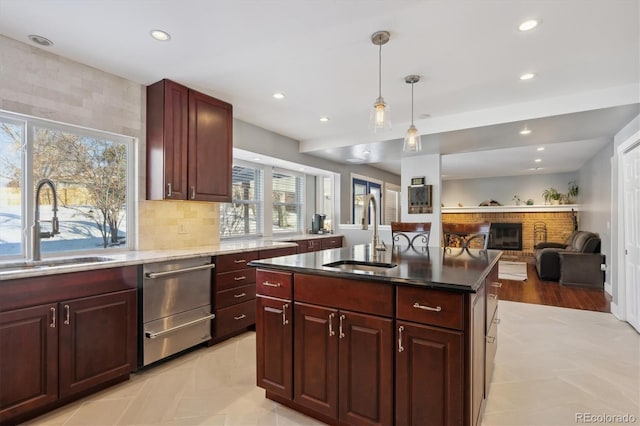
[[488, 223, 523, 250]]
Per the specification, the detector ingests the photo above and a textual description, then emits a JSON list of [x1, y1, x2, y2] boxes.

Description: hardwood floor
[[498, 261, 611, 313]]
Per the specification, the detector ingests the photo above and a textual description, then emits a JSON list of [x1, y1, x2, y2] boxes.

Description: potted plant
[[542, 187, 562, 205], [565, 181, 579, 204]]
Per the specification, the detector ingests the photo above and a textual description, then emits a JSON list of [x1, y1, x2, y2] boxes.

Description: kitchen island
[[250, 244, 502, 426]]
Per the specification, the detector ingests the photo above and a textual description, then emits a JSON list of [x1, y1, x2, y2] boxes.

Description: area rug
[[498, 261, 528, 281]]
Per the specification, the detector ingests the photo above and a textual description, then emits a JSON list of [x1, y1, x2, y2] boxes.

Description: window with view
[[0, 112, 134, 259], [220, 163, 263, 237], [272, 168, 304, 234]]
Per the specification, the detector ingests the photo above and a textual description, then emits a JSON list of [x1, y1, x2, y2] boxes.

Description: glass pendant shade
[[370, 97, 391, 131], [403, 124, 422, 152]]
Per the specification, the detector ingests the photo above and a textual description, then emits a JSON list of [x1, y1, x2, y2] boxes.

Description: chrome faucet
[[32, 179, 60, 261], [361, 193, 386, 251]]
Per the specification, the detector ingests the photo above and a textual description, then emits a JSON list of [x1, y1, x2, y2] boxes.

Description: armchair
[[534, 230, 603, 286]]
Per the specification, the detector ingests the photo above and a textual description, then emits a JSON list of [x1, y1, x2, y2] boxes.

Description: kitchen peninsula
[[250, 244, 502, 426]]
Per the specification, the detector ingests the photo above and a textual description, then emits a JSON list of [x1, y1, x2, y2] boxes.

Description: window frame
[[0, 110, 137, 260], [219, 159, 264, 239], [271, 167, 305, 235]]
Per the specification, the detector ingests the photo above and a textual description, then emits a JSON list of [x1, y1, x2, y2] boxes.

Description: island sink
[[323, 259, 397, 273]]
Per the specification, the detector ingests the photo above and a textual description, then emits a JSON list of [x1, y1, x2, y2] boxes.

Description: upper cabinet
[[146, 79, 232, 202]]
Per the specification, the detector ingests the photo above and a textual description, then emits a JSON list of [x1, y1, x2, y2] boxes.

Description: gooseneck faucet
[[361, 193, 386, 252], [32, 179, 60, 261]]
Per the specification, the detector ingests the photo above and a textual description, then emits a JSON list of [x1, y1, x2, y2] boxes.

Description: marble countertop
[[249, 243, 502, 293], [0, 238, 302, 281]]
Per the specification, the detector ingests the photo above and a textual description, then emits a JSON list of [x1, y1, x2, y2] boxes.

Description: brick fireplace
[[442, 207, 577, 260]]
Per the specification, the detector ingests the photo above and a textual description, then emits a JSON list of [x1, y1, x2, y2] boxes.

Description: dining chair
[[391, 222, 431, 249], [442, 222, 491, 250]]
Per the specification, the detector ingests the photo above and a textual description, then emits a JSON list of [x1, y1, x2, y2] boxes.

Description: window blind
[[219, 163, 263, 237], [272, 167, 304, 233]]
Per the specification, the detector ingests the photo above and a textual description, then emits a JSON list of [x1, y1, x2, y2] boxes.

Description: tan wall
[[442, 211, 576, 258]]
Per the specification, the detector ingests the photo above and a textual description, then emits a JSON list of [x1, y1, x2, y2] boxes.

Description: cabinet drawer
[[256, 269, 293, 299], [260, 246, 298, 259], [217, 268, 256, 291], [320, 236, 342, 249], [215, 299, 256, 337], [396, 287, 464, 330], [295, 273, 393, 317], [216, 251, 259, 273], [216, 284, 256, 309]]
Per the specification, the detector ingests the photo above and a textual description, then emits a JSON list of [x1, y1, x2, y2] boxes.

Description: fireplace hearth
[[489, 223, 523, 251]]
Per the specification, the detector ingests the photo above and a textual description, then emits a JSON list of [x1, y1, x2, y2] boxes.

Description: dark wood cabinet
[[0, 267, 137, 424], [58, 290, 137, 399], [0, 304, 58, 421], [395, 321, 464, 426], [287, 236, 343, 254], [147, 79, 232, 202]]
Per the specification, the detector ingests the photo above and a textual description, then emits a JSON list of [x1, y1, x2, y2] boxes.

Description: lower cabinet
[[256, 296, 292, 399], [0, 267, 137, 424], [294, 303, 393, 425], [395, 321, 464, 426]]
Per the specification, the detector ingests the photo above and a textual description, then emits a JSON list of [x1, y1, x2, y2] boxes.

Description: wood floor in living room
[[498, 262, 611, 313]]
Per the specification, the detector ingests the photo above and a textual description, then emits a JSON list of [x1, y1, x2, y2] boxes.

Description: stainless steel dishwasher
[[141, 257, 215, 366]]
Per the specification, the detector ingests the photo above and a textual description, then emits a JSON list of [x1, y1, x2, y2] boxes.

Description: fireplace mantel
[[441, 204, 579, 214]]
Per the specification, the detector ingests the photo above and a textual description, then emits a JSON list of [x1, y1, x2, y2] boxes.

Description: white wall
[[401, 154, 441, 246], [442, 172, 578, 207]]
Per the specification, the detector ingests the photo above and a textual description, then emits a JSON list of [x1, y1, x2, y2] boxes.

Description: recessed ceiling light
[[518, 19, 540, 32], [535, 158, 542, 163], [363, 149, 371, 155], [319, 116, 329, 122], [272, 92, 285, 99], [150, 29, 171, 41], [28, 34, 53, 47], [537, 147, 545, 151], [520, 72, 537, 81], [520, 127, 532, 135], [252, 157, 262, 161]]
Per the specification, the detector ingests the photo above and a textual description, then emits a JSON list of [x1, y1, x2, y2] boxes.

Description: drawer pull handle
[[234, 292, 247, 298], [50, 307, 56, 328], [413, 302, 442, 312], [488, 294, 498, 300], [64, 304, 70, 325], [263, 281, 281, 287], [191, 186, 196, 200], [398, 326, 405, 352], [234, 314, 247, 321], [339, 314, 345, 339], [328, 313, 335, 336], [145, 313, 215, 339], [146, 263, 216, 279], [282, 303, 289, 325], [486, 335, 496, 344], [491, 281, 503, 288], [234, 276, 247, 281], [234, 259, 247, 264], [167, 183, 172, 197]]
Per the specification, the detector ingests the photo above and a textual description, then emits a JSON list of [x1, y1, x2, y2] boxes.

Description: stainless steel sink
[[0, 256, 114, 272], [323, 260, 397, 273]]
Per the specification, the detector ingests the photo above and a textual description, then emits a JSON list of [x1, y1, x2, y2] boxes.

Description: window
[[272, 168, 304, 233], [0, 111, 135, 259], [383, 183, 401, 224], [317, 175, 335, 232], [220, 163, 263, 237], [352, 175, 382, 225]]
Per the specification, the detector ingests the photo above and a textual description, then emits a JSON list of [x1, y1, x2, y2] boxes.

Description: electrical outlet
[[600, 263, 607, 271]]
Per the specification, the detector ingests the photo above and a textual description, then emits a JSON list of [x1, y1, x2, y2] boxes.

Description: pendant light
[[403, 75, 422, 153], [369, 31, 391, 131]]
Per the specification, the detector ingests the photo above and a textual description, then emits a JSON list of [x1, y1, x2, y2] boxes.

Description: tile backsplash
[[138, 201, 220, 250]]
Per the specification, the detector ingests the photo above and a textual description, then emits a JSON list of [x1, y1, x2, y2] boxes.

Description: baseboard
[[604, 281, 612, 296], [610, 301, 622, 319]]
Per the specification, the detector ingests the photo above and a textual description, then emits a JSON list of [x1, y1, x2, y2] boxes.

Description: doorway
[[622, 140, 640, 332]]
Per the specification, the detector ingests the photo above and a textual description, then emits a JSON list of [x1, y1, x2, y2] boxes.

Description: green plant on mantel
[[565, 180, 579, 204], [542, 187, 562, 204]]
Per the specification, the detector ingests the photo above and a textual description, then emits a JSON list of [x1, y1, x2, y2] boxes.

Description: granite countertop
[[249, 243, 502, 293], [0, 238, 301, 281]]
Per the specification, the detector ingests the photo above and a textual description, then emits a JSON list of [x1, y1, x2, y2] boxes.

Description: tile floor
[[25, 301, 639, 426]]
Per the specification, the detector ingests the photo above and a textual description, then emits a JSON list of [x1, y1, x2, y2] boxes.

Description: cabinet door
[[0, 304, 58, 422], [294, 302, 339, 418], [188, 90, 232, 202], [256, 296, 292, 399], [59, 290, 136, 398], [338, 311, 393, 426], [395, 321, 464, 426], [471, 286, 486, 426], [146, 79, 189, 200]]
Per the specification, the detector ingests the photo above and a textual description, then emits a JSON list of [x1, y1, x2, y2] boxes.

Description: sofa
[[534, 230, 604, 287]]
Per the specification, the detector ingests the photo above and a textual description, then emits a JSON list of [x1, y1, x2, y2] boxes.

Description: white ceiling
[[0, 0, 638, 178]]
